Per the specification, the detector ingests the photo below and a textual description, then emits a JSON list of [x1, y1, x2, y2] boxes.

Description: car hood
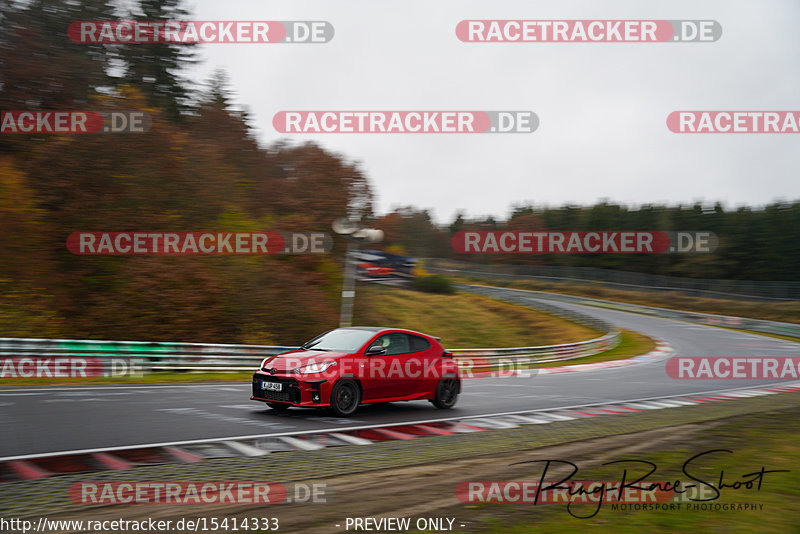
[[264, 349, 350, 371]]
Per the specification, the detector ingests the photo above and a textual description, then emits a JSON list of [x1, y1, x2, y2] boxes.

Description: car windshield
[[301, 329, 377, 352]]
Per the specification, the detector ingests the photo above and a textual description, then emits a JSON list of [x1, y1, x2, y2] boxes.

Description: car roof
[[337, 326, 440, 341], [336, 326, 385, 332]]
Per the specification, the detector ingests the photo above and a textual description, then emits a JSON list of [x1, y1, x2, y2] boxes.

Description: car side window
[[408, 335, 431, 353], [374, 333, 410, 356]]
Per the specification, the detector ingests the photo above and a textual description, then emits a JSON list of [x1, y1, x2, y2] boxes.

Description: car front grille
[[252, 376, 301, 403]]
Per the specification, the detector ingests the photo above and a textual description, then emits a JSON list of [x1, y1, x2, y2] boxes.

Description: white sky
[[180, 0, 800, 224]]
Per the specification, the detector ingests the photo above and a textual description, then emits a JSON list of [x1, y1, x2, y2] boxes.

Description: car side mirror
[[366, 344, 386, 356]]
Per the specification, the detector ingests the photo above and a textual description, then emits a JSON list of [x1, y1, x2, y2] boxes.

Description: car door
[[361, 333, 415, 400], [406, 334, 439, 394]]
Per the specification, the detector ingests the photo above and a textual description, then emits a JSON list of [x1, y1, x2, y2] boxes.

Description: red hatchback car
[[251, 327, 461, 416]]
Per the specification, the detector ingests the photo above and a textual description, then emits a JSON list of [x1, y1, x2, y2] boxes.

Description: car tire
[[431, 378, 459, 409], [329, 379, 361, 417], [267, 402, 291, 412]]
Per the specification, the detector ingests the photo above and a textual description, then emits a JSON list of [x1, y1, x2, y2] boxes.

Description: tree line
[[0, 0, 372, 343], [371, 202, 800, 282], [0, 0, 796, 345]]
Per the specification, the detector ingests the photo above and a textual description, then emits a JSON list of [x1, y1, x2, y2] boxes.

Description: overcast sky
[[180, 0, 800, 224]]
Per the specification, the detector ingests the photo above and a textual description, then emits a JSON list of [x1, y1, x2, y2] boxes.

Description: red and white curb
[[463, 339, 674, 378], [2, 379, 798, 483], [538, 339, 673, 375]]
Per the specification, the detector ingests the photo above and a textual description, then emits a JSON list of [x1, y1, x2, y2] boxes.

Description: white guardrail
[[0, 288, 622, 374]]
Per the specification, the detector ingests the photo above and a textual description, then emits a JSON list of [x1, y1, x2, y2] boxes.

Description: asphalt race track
[[1, 289, 798, 458]]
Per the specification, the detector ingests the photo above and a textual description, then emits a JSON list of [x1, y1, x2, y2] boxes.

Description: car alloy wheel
[[330, 379, 361, 416], [432, 378, 458, 409]]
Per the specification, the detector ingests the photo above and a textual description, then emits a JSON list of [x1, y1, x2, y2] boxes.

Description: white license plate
[[262, 382, 282, 392]]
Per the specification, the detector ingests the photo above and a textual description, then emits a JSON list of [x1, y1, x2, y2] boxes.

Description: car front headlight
[[260, 356, 275, 369], [294, 361, 337, 374]]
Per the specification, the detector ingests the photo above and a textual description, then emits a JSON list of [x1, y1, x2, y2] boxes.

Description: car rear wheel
[[431, 378, 459, 409], [330, 379, 360, 416], [267, 402, 290, 412]]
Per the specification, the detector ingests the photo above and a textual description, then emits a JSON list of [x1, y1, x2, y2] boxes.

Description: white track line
[[2, 383, 798, 462]]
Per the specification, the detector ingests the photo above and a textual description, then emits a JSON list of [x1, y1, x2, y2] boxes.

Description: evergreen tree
[[119, 0, 196, 121]]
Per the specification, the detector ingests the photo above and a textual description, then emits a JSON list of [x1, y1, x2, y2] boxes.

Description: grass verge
[[535, 328, 656, 368], [353, 284, 601, 348], [451, 274, 800, 326], [466, 407, 800, 533]]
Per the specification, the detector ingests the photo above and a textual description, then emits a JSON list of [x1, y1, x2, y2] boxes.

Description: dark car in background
[[354, 250, 416, 281]]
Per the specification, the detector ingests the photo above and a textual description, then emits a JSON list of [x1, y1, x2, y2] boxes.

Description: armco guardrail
[[0, 338, 297, 374], [451, 283, 621, 366], [449, 331, 619, 367], [461, 283, 800, 340], [0, 290, 621, 375]]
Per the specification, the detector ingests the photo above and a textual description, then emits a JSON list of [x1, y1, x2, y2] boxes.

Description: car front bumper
[[251, 371, 330, 407]]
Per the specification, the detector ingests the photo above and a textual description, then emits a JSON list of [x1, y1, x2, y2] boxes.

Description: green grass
[[463, 329, 656, 374], [536, 329, 656, 368], [353, 285, 601, 348], [466, 408, 800, 533]]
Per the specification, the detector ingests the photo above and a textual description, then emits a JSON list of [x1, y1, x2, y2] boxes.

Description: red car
[[357, 262, 395, 277], [251, 327, 461, 416]]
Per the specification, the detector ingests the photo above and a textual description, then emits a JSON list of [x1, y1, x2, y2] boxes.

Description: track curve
[[1, 287, 797, 458]]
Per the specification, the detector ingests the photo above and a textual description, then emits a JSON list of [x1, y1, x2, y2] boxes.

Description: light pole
[[332, 219, 384, 328]]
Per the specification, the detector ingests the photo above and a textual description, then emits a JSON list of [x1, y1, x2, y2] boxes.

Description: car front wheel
[[431, 378, 459, 409], [329, 379, 361, 416]]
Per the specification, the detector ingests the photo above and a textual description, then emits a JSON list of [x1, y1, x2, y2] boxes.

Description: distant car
[[353, 250, 416, 280], [357, 262, 396, 277], [251, 327, 460, 416]]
